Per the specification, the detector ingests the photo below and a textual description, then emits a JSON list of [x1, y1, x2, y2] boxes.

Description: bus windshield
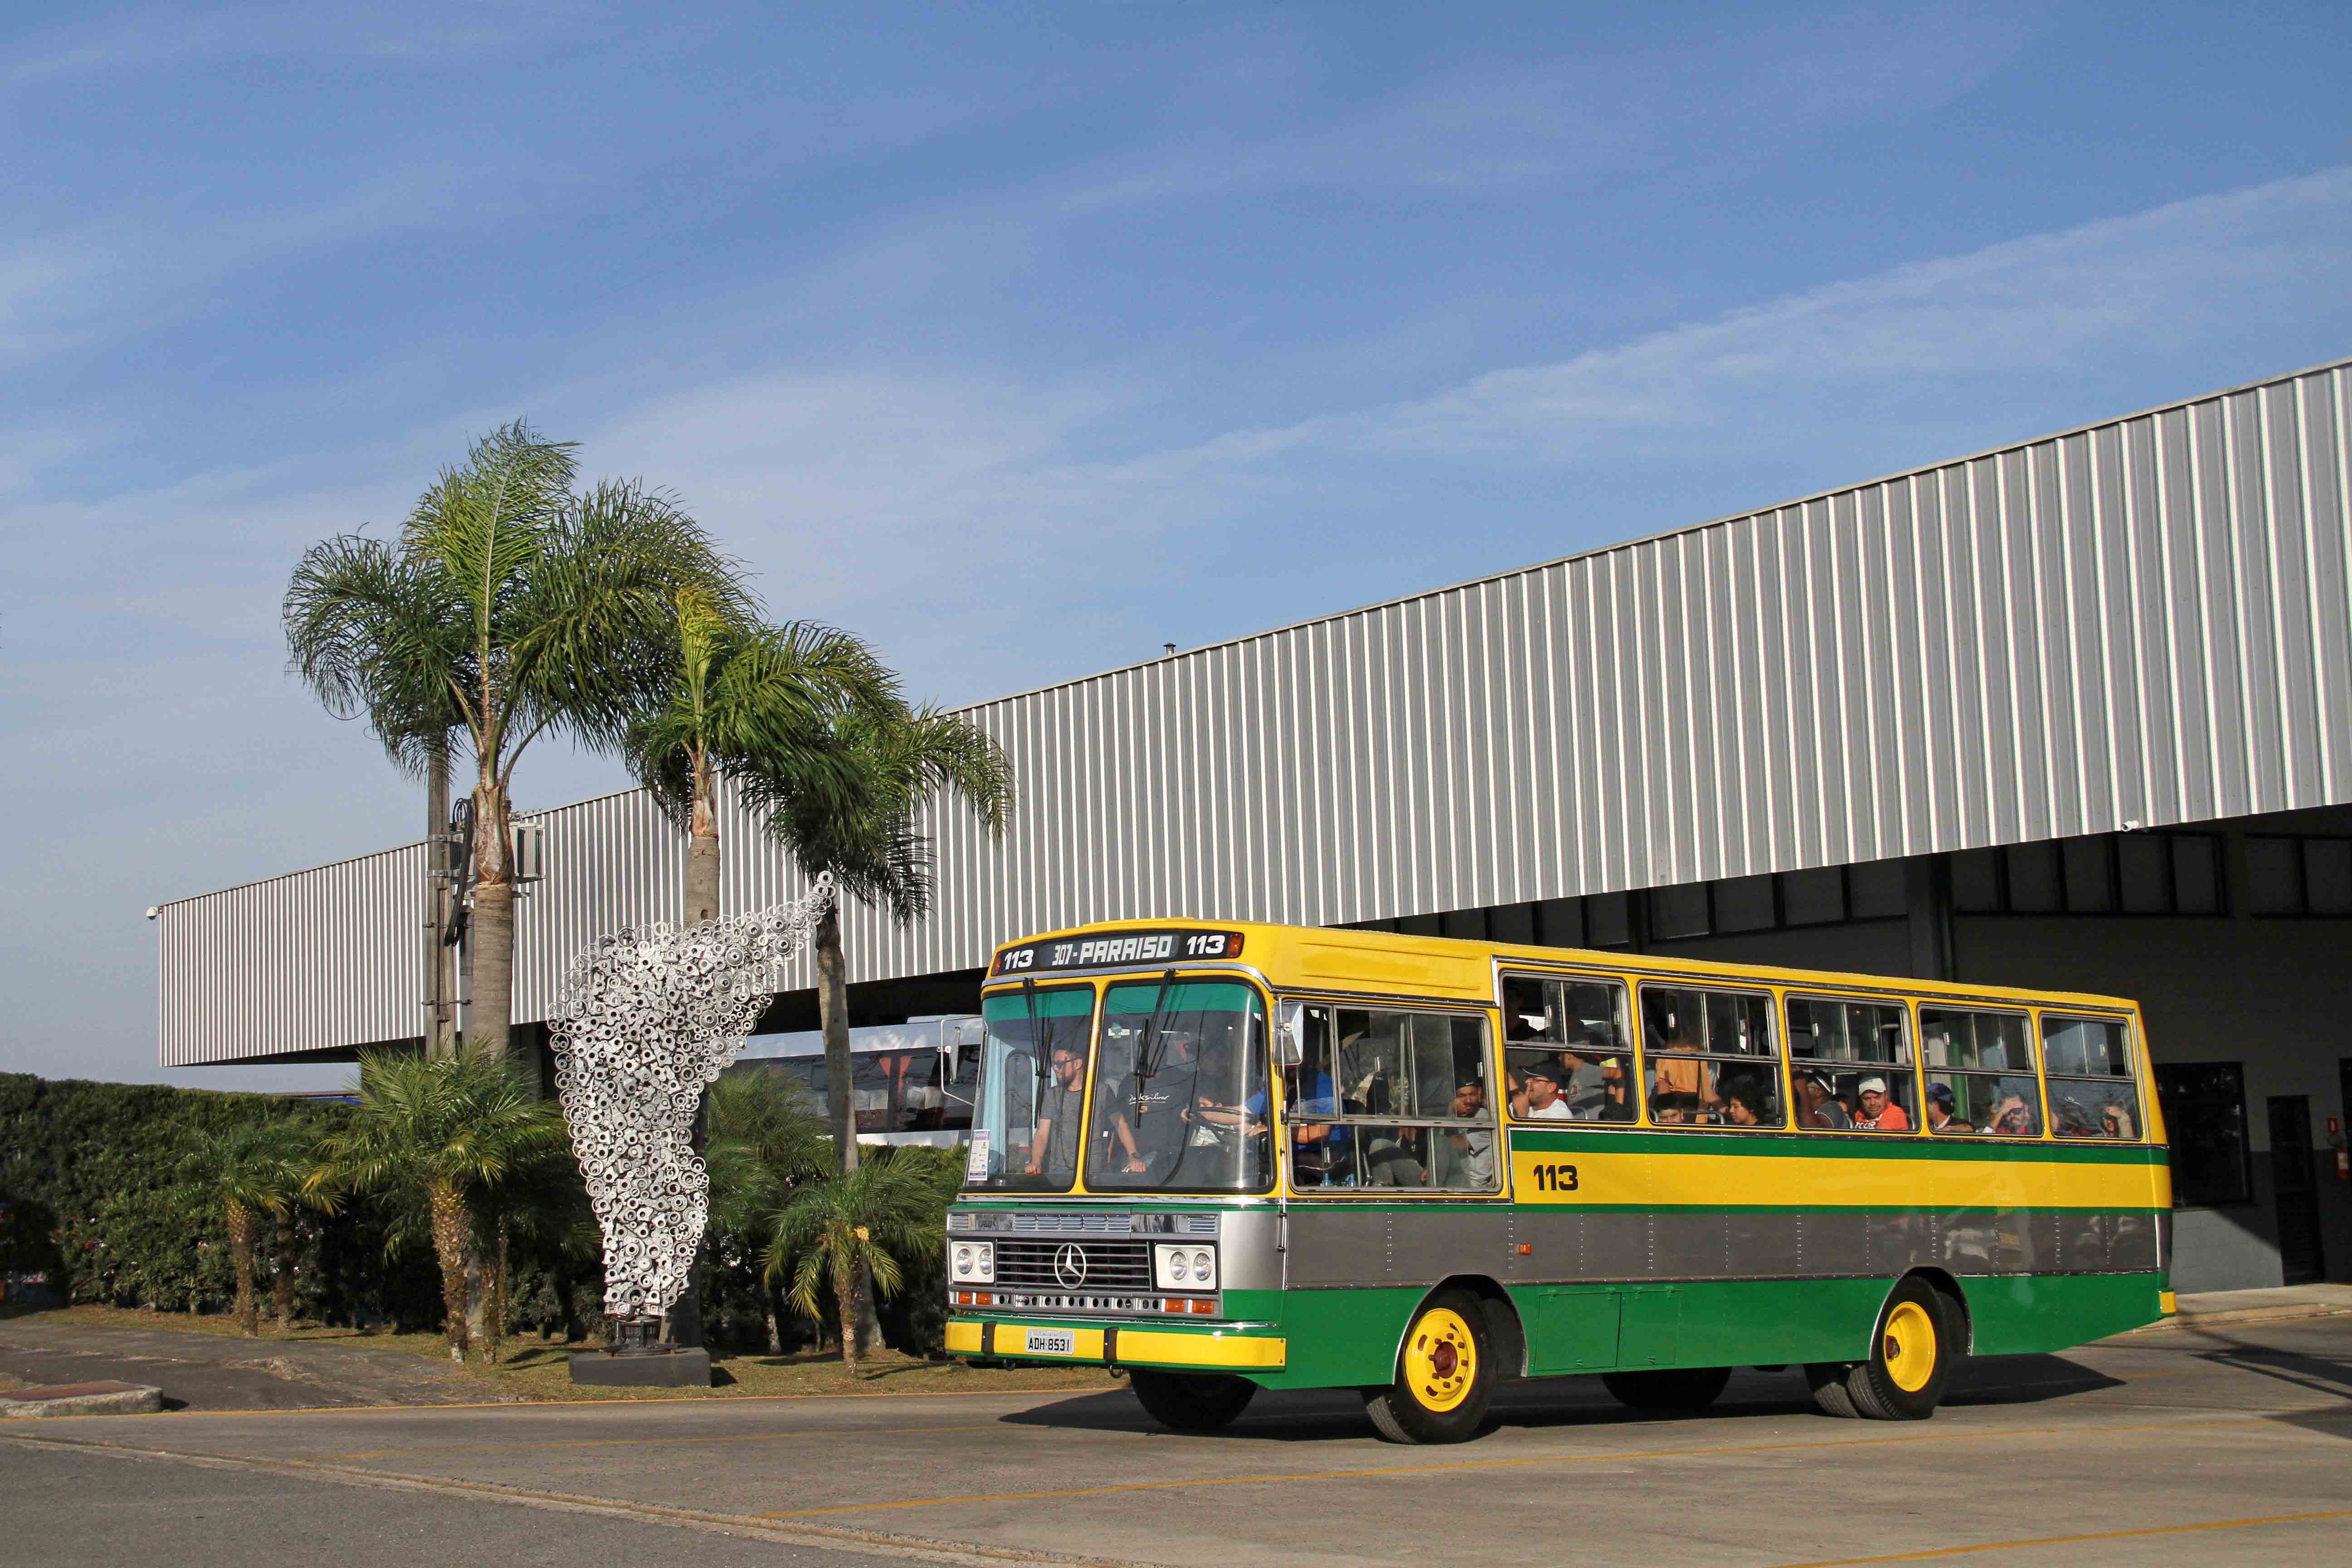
[[964, 987, 1095, 1192], [1086, 980, 1272, 1193]]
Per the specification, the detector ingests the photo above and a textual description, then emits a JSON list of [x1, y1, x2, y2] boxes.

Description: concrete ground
[[0, 1316, 495, 1409], [5, 1315, 2348, 1568]]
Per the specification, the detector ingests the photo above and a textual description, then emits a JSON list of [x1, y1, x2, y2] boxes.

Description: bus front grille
[[991, 1239, 1155, 1290]]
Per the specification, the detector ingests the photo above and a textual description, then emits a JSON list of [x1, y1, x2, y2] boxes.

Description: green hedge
[[0, 1073, 443, 1325]]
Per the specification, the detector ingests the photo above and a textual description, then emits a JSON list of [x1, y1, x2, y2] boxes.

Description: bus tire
[[1364, 1289, 1493, 1444], [1815, 1278, 1952, 1421], [1129, 1369, 1256, 1433], [1600, 1366, 1731, 1411]]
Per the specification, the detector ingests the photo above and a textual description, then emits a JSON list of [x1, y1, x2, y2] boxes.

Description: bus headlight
[[1155, 1244, 1215, 1291], [953, 1242, 994, 1283]]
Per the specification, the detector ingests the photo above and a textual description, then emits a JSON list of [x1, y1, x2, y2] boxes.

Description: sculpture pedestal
[[569, 1347, 711, 1387]]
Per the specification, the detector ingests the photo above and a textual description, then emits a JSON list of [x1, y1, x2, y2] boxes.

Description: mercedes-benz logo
[[1053, 1243, 1088, 1289]]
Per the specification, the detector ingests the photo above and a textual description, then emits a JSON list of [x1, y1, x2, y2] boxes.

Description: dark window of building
[[2306, 839, 2352, 915], [1955, 833, 2222, 916], [1714, 874, 1777, 932], [1848, 859, 1907, 920], [2247, 836, 2352, 916], [2151, 1062, 2254, 1205], [1537, 897, 1583, 947], [2118, 835, 2170, 913], [1439, 908, 1489, 941], [1489, 903, 1537, 946], [1585, 892, 1633, 947], [1649, 882, 1710, 939], [1782, 867, 1847, 926], [2248, 837, 2302, 915], [2005, 843, 2063, 911], [2172, 836, 2223, 913], [2063, 837, 2115, 913], [1950, 848, 2002, 912]]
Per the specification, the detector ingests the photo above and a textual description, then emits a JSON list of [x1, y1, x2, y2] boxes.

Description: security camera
[[145, 906, 159, 920]]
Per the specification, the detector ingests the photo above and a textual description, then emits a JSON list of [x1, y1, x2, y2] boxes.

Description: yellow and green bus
[[943, 920, 2170, 1443]]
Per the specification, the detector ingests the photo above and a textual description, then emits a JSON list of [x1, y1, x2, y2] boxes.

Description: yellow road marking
[[1770, 1509, 2352, 1566], [752, 1414, 2268, 1519], [329, 1423, 1000, 1461]]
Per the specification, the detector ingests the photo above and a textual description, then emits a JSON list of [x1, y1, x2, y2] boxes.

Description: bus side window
[[1502, 975, 1635, 1124], [1921, 1007, 2038, 1136], [2041, 1014, 2140, 1139]]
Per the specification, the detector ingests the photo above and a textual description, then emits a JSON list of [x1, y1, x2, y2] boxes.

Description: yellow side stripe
[[1509, 1149, 2169, 1209]]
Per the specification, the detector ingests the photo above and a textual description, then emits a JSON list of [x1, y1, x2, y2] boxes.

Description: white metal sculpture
[[549, 877, 836, 1323]]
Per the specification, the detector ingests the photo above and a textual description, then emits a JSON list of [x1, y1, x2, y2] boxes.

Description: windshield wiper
[[1132, 968, 1180, 1126]]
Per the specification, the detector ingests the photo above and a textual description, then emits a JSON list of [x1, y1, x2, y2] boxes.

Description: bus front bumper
[[945, 1317, 1287, 1372]]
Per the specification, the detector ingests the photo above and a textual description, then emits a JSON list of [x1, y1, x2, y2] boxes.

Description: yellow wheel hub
[[1882, 1300, 1938, 1393], [1404, 1306, 1478, 1412]]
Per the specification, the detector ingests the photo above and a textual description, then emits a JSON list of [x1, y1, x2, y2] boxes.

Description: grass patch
[[2, 1304, 1119, 1403]]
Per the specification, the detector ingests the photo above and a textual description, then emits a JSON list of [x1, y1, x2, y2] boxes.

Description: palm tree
[[760, 1154, 938, 1376], [181, 1120, 314, 1337], [311, 1047, 570, 1362], [743, 704, 1012, 1173], [625, 587, 894, 926], [706, 1070, 833, 1352], [285, 421, 743, 1058]]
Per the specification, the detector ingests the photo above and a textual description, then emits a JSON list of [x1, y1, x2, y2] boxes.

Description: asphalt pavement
[[5, 1316, 2349, 1567]]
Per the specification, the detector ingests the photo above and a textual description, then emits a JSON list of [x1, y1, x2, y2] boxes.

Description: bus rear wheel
[[1601, 1366, 1731, 1411], [1807, 1278, 1953, 1421], [1129, 1369, 1256, 1433], [1365, 1289, 1493, 1444]]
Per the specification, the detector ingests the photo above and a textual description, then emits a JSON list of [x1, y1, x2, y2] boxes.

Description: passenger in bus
[[1561, 1033, 1628, 1118], [1291, 1067, 1355, 1185], [1795, 1071, 1853, 1129], [1852, 1077, 1910, 1131], [2100, 1098, 2137, 1139], [1988, 1092, 2039, 1137], [1026, 1047, 1094, 1179], [1444, 1077, 1496, 1187], [1511, 1060, 1574, 1120], [1176, 1039, 1270, 1184], [1650, 1013, 1720, 1112], [1721, 1082, 1772, 1127], [1925, 1081, 1971, 1133], [1651, 1092, 1702, 1125], [2054, 1097, 2110, 1138]]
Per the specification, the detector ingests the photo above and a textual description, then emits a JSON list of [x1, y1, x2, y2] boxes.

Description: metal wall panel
[[157, 360, 2352, 1063], [156, 844, 426, 1067]]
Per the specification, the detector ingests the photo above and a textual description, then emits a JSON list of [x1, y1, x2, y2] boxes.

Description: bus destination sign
[[992, 929, 1244, 975]]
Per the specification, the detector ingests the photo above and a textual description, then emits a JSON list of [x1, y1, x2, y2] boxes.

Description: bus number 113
[[1529, 1163, 1579, 1193]]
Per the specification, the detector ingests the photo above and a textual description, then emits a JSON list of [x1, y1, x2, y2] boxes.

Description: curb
[[2120, 1304, 2352, 1336], [0, 1383, 164, 1419]]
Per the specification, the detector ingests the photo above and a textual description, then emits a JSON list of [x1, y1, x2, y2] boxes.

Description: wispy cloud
[[1261, 165, 2352, 462]]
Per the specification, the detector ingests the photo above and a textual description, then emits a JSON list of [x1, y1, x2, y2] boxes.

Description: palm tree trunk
[[427, 1183, 471, 1362], [226, 1200, 258, 1337], [469, 766, 515, 1063], [666, 760, 720, 1348], [426, 738, 456, 1058], [271, 1214, 298, 1330], [764, 1290, 784, 1356], [685, 757, 720, 925], [816, 905, 858, 1175], [835, 1250, 860, 1377]]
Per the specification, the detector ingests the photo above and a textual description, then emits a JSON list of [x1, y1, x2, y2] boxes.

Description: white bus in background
[[730, 1015, 986, 1148]]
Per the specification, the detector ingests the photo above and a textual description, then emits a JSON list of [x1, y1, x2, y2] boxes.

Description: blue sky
[[5, 1, 2351, 1090]]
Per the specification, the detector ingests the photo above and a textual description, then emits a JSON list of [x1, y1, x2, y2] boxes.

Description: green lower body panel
[[949, 1271, 2166, 1391]]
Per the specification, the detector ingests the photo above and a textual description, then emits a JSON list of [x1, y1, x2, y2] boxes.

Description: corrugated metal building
[[155, 358, 2352, 1293]]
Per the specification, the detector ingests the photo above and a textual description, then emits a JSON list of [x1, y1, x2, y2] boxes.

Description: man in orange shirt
[[1853, 1076, 1911, 1131]]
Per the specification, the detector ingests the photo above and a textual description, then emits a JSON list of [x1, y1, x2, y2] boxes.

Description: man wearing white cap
[[1852, 1075, 1911, 1131]]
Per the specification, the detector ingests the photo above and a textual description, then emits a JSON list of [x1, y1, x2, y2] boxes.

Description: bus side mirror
[[1274, 1000, 1305, 1068]]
